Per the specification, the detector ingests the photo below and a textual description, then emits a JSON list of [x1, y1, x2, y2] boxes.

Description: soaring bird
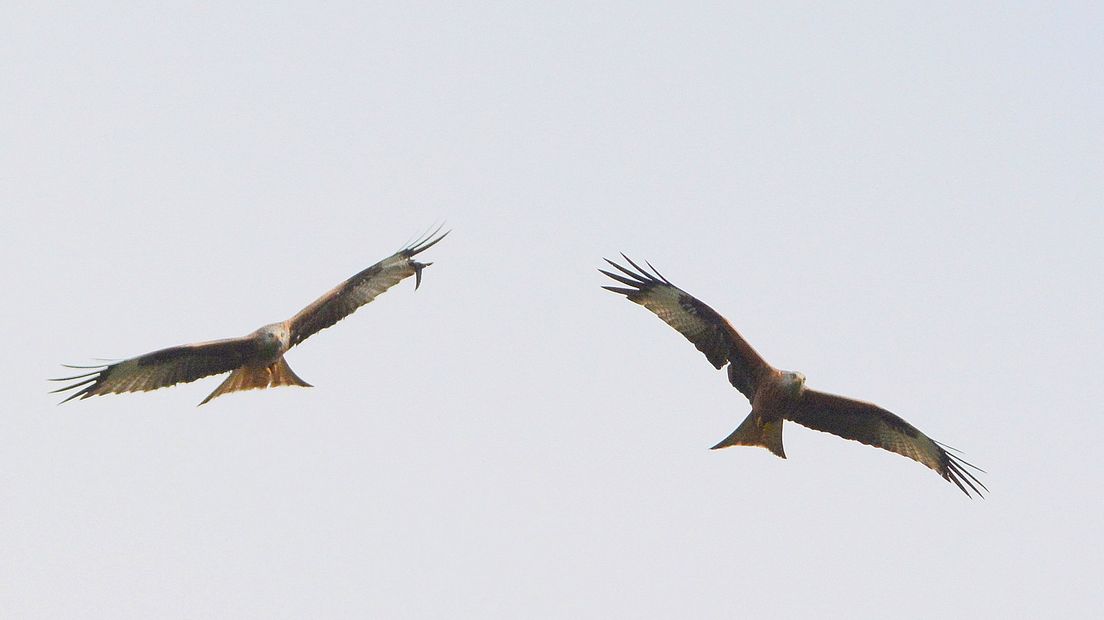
[[53, 228, 448, 406], [600, 255, 985, 497]]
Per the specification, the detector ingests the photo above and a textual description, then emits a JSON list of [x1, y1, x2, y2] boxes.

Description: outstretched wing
[[51, 337, 259, 403], [786, 389, 987, 497], [599, 255, 773, 401], [287, 227, 449, 347]]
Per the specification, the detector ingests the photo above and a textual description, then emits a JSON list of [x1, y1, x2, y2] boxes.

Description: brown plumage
[[52, 227, 448, 405], [600, 254, 986, 497]]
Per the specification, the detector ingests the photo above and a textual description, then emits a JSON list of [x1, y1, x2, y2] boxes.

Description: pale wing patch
[[638, 285, 723, 355], [287, 228, 447, 347], [346, 260, 414, 306], [788, 389, 986, 497], [52, 337, 255, 402], [53, 227, 447, 405], [601, 256, 732, 369]]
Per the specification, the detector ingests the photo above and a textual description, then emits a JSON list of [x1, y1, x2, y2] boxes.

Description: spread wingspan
[[600, 254, 985, 497], [54, 226, 448, 405], [600, 254, 772, 401]]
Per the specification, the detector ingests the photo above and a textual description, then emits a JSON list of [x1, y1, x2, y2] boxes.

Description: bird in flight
[[52, 227, 449, 406], [600, 254, 986, 497]]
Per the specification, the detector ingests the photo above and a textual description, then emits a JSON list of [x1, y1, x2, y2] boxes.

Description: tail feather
[[199, 357, 311, 406], [270, 357, 312, 389], [711, 411, 787, 458]]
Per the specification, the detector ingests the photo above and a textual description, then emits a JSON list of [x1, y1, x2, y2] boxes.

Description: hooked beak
[[413, 261, 432, 289]]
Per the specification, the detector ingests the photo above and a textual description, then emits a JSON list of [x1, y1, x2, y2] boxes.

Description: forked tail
[[711, 411, 787, 458], [199, 357, 312, 406]]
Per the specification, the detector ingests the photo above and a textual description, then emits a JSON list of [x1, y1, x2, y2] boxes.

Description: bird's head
[[412, 260, 432, 290], [781, 371, 806, 397], [255, 323, 291, 352]]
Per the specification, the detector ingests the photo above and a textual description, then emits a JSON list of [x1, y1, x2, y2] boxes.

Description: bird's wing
[[287, 227, 448, 347], [786, 389, 986, 497], [599, 255, 773, 401], [51, 336, 259, 403]]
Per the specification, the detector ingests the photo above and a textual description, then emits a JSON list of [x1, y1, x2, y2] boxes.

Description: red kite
[[53, 228, 448, 406], [600, 255, 985, 497]]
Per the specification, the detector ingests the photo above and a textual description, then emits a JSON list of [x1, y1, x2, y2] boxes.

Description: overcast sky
[[3, 2, 1102, 618]]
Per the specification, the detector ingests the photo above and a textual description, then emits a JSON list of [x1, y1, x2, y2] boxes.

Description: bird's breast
[[752, 375, 798, 421]]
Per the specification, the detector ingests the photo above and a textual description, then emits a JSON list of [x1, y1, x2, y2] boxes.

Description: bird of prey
[[52, 228, 449, 406], [600, 255, 986, 497]]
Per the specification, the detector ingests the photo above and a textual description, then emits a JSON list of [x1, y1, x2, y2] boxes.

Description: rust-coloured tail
[[199, 357, 312, 406], [269, 357, 312, 389], [711, 411, 786, 458]]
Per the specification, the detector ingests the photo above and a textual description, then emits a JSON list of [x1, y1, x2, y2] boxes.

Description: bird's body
[[194, 322, 305, 406], [600, 254, 985, 497], [713, 369, 806, 458], [53, 228, 448, 405]]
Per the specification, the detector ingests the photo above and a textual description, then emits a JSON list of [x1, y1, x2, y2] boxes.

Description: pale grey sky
[[3, 2, 1102, 618]]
